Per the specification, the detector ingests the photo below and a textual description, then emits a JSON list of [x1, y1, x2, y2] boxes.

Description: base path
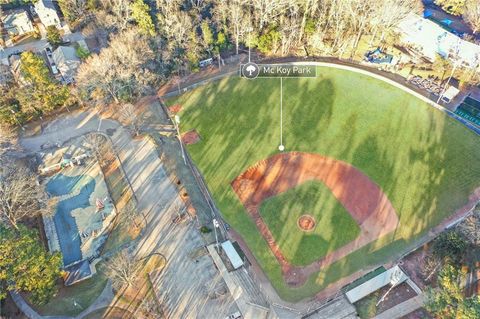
[[231, 152, 399, 286]]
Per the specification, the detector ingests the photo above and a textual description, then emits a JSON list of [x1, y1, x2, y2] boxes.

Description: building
[[52, 46, 81, 83], [398, 13, 480, 67], [1, 9, 34, 36], [34, 0, 61, 28]]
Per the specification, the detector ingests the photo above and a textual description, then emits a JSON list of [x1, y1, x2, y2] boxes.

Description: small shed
[[441, 86, 460, 103], [345, 265, 408, 303], [221, 240, 244, 270]]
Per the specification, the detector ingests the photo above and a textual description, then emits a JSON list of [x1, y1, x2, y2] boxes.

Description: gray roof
[[38, 0, 56, 11], [53, 46, 81, 82]]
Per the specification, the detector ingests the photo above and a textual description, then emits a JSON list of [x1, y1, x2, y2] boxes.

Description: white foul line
[[280, 77, 283, 148]]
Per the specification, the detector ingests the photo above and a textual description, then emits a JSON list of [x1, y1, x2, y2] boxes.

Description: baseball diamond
[[167, 65, 480, 301]]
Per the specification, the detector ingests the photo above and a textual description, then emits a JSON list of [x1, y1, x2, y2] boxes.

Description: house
[[34, 0, 61, 28], [52, 46, 80, 83], [1, 9, 34, 36]]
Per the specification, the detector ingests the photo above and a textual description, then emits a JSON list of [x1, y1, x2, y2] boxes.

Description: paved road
[[0, 32, 84, 60]]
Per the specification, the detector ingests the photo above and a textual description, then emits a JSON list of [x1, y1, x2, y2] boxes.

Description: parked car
[[45, 47, 52, 57], [51, 63, 59, 75]]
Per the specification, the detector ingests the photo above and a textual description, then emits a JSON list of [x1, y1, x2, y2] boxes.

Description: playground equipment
[[40, 152, 91, 174]]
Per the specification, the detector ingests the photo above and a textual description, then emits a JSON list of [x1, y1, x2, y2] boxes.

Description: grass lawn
[[167, 66, 480, 301], [32, 268, 108, 317], [260, 181, 361, 266]]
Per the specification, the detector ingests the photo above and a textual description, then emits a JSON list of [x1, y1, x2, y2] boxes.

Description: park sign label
[[241, 63, 317, 79]]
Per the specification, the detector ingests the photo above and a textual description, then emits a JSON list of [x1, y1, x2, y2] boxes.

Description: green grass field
[[260, 181, 360, 266], [167, 66, 480, 301]]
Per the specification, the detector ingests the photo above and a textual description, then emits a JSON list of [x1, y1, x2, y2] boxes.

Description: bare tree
[[457, 210, 480, 246], [76, 28, 156, 105], [121, 201, 142, 228], [0, 166, 46, 230], [104, 249, 143, 290], [214, 0, 251, 55], [84, 133, 108, 163], [464, 0, 480, 34], [139, 295, 166, 318], [119, 103, 142, 136]]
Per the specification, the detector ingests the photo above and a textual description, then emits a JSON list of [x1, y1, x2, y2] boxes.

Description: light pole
[[213, 218, 220, 249], [174, 115, 186, 165], [437, 39, 462, 104]]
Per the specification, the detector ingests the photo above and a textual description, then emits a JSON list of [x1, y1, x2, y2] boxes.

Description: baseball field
[[167, 66, 480, 301]]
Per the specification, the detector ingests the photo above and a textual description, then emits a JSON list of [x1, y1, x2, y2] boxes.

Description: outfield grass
[[167, 66, 480, 301], [260, 181, 360, 266]]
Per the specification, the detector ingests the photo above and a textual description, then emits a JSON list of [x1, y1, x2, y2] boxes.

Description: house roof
[[53, 46, 80, 64], [36, 0, 57, 11], [1, 9, 32, 30], [53, 46, 81, 82]]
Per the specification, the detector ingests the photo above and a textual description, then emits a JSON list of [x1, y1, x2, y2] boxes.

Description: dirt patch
[[298, 215, 316, 232], [231, 152, 399, 286], [355, 282, 418, 319], [181, 130, 200, 145], [169, 104, 182, 114]]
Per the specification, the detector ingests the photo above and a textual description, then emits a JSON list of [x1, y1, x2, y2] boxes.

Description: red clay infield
[[231, 152, 399, 286]]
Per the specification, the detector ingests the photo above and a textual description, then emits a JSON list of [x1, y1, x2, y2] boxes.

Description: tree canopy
[[0, 225, 63, 304]]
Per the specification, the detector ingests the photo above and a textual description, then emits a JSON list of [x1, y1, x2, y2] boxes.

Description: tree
[[76, 28, 157, 105], [201, 21, 214, 54], [119, 103, 142, 136], [457, 210, 480, 246], [426, 264, 480, 319], [19, 52, 69, 114], [464, 0, 480, 34], [257, 25, 281, 54], [131, 0, 156, 36], [432, 231, 468, 263], [76, 45, 90, 59], [104, 249, 142, 290], [84, 133, 108, 164], [0, 224, 62, 304], [46, 26, 62, 46], [434, 0, 466, 16], [120, 201, 143, 229], [0, 166, 46, 230], [432, 53, 453, 80], [58, 0, 88, 24]]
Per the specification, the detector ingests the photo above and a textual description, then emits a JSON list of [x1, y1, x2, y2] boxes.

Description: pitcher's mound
[[298, 215, 316, 231]]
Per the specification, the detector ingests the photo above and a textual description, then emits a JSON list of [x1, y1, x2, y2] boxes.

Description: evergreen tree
[[0, 225, 63, 304], [131, 0, 156, 37]]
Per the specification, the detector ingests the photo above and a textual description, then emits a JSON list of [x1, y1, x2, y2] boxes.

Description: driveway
[[0, 32, 84, 60]]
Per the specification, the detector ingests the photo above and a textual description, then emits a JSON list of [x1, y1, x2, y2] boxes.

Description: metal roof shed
[[221, 240, 244, 270]]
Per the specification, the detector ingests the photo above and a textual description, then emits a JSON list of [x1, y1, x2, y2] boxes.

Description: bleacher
[[455, 96, 480, 127]]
